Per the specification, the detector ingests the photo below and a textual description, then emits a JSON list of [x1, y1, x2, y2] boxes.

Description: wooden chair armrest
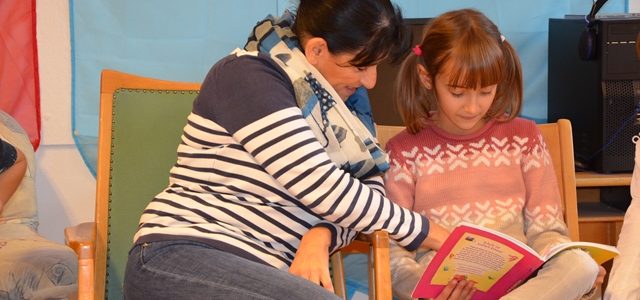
[[340, 230, 390, 254], [65, 222, 96, 300], [65, 221, 96, 259], [368, 231, 391, 300], [368, 230, 389, 249], [332, 230, 392, 300]]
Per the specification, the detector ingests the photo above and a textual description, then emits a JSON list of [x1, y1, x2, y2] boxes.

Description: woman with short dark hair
[[123, 1, 451, 299]]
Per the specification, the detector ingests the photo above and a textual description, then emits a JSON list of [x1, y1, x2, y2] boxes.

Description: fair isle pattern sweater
[[385, 118, 570, 254], [133, 53, 429, 270]]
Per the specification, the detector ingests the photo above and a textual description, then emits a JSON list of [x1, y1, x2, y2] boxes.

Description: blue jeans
[[124, 239, 340, 300]]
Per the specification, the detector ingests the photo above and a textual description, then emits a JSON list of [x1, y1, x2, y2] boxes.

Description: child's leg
[[389, 243, 433, 300], [501, 249, 599, 300]]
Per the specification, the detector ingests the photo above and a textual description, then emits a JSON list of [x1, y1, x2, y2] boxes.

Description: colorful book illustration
[[412, 222, 620, 300]]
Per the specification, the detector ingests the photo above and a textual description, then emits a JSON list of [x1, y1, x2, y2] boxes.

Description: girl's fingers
[[434, 279, 459, 300], [460, 280, 476, 300]]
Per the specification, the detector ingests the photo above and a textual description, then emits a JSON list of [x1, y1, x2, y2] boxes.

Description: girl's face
[[422, 67, 497, 135]]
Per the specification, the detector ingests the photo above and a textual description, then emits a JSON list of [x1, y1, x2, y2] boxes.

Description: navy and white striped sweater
[[134, 53, 429, 269]]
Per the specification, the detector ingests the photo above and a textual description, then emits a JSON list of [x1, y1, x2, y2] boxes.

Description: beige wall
[[36, 0, 95, 243]]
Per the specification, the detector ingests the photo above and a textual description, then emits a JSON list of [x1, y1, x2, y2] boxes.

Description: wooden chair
[[330, 119, 581, 299], [537, 119, 580, 241], [64, 69, 200, 299], [331, 124, 404, 300], [64, 69, 396, 300]]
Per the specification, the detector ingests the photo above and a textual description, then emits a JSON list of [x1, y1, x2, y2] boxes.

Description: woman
[[123, 1, 453, 299]]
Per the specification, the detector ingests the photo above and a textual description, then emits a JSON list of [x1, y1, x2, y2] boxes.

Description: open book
[[412, 222, 619, 300]]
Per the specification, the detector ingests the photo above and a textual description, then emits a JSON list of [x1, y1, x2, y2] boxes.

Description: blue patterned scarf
[[238, 11, 389, 178]]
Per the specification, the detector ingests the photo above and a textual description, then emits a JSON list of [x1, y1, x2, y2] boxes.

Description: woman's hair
[[395, 9, 523, 134], [292, 0, 411, 67]]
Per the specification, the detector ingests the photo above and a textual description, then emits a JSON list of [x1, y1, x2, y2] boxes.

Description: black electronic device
[[369, 18, 431, 126], [548, 15, 640, 173], [579, 0, 610, 61]]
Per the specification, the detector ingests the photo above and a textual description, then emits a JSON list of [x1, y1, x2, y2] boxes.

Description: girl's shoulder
[[385, 125, 443, 153], [494, 117, 540, 137], [385, 127, 419, 150]]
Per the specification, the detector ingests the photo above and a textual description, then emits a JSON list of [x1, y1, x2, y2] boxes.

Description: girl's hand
[[289, 227, 334, 292], [431, 277, 476, 300]]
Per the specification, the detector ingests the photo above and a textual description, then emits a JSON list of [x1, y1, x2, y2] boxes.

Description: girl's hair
[[395, 9, 523, 134], [292, 0, 411, 67]]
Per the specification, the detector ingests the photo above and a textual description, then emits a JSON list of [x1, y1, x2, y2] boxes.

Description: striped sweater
[[133, 53, 429, 270]]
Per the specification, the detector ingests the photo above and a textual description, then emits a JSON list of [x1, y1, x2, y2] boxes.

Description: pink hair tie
[[412, 44, 423, 56]]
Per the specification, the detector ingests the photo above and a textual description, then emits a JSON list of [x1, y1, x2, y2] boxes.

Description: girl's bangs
[[443, 43, 504, 89]]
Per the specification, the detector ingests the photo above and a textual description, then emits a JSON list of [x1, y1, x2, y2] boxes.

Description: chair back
[[95, 70, 200, 299], [376, 122, 579, 239], [332, 120, 580, 300], [375, 125, 404, 149], [537, 119, 580, 240], [375, 121, 579, 239]]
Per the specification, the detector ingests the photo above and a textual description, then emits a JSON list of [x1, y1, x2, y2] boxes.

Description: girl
[[386, 9, 602, 300]]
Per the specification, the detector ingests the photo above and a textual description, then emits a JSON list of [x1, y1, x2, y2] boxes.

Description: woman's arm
[[203, 55, 431, 251], [288, 175, 393, 291], [385, 139, 450, 251], [0, 139, 26, 211]]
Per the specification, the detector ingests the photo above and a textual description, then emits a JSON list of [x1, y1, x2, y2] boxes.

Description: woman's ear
[[417, 64, 432, 89], [304, 37, 328, 65]]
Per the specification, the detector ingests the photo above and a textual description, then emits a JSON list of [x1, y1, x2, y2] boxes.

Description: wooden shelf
[[578, 202, 626, 223], [575, 171, 631, 187]]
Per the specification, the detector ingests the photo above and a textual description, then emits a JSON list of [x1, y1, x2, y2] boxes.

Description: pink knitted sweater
[[384, 117, 570, 253]]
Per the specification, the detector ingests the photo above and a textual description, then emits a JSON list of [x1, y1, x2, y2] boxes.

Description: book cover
[[412, 222, 619, 300]]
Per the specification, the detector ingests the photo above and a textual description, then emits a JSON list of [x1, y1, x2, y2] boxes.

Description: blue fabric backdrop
[[69, 0, 629, 175]]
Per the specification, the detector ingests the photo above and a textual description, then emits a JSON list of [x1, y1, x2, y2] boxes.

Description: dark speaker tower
[[369, 18, 431, 126], [548, 15, 640, 173]]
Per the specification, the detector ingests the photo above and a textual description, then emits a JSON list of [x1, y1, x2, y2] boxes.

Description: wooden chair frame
[[65, 70, 399, 300], [64, 69, 200, 300]]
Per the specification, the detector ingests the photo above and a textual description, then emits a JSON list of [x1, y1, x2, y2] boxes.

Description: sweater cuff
[[403, 215, 430, 252], [312, 222, 338, 252]]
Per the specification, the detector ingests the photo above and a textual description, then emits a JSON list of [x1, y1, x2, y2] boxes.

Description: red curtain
[[0, 0, 40, 150]]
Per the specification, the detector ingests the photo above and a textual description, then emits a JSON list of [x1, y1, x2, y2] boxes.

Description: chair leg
[[331, 251, 348, 300], [367, 248, 375, 300], [370, 232, 392, 300], [77, 257, 94, 300]]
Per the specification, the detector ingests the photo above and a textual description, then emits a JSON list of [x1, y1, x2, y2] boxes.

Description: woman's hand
[[431, 277, 476, 300], [421, 222, 451, 250], [289, 226, 334, 292]]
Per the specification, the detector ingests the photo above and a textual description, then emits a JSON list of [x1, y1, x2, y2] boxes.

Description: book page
[[543, 241, 620, 264], [430, 232, 525, 292]]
